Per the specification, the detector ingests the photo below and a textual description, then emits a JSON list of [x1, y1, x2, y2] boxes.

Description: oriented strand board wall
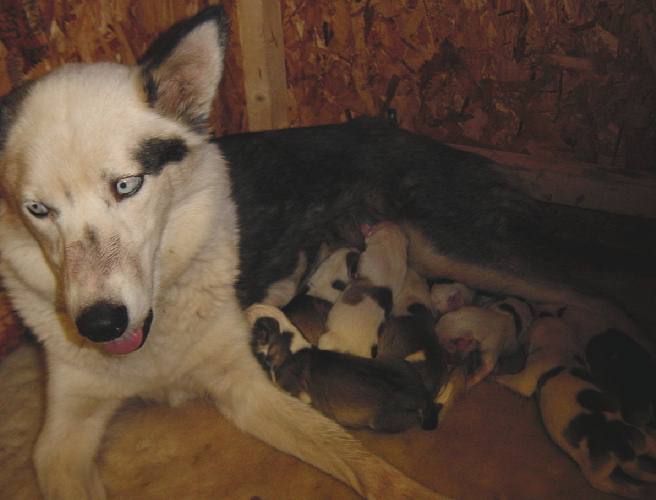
[[0, 0, 246, 136], [1, 0, 655, 171], [282, 0, 656, 172]]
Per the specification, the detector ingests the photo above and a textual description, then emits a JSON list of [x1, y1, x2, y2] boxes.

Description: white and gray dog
[[0, 6, 653, 500]]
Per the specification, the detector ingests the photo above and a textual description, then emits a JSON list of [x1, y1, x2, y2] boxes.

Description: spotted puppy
[[496, 315, 656, 498], [435, 296, 534, 387], [319, 222, 407, 357], [281, 246, 360, 345], [248, 304, 439, 432], [378, 268, 446, 396]]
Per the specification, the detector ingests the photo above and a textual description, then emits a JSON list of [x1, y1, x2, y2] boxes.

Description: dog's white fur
[[0, 13, 444, 500]]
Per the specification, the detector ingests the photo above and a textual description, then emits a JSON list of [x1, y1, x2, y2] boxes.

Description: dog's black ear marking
[[138, 6, 229, 132], [134, 137, 189, 175]]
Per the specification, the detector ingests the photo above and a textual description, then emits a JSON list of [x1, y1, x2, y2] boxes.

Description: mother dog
[[0, 6, 651, 500]]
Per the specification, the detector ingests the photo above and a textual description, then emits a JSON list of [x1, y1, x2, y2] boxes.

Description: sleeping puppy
[[435, 296, 534, 387], [586, 328, 656, 431], [497, 315, 656, 498], [378, 268, 446, 395], [429, 279, 476, 316], [282, 246, 360, 345], [539, 305, 656, 430], [319, 222, 407, 357], [248, 304, 439, 432]]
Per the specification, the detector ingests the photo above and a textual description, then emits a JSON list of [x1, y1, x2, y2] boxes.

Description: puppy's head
[[0, 7, 229, 353]]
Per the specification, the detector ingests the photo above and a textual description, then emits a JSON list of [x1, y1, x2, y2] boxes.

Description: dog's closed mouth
[[101, 310, 153, 355]]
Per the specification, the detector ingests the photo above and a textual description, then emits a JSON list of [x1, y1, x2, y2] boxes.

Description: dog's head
[[0, 7, 229, 354]]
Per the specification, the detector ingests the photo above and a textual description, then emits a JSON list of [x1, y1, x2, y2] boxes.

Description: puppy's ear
[[138, 6, 229, 132]]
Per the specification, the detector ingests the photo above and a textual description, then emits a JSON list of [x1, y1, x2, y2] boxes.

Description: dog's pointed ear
[[138, 6, 229, 132]]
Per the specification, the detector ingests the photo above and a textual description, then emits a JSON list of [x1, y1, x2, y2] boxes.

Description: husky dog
[[0, 6, 653, 500], [0, 9, 444, 500]]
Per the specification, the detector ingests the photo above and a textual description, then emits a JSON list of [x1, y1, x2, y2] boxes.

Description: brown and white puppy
[[435, 296, 534, 387], [248, 304, 439, 433], [282, 246, 359, 345], [378, 268, 446, 395], [319, 222, 407, 357]]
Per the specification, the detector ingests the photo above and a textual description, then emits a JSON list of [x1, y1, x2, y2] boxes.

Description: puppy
[[319, 222, 407, 357], [282, 246, 359, 344], [497, 316, 656, 498], [378, 268, 446, 395], [429, 279, 476, 316], [248, 305, 439, 432], [542, 367, 656, 498], [435, 296, 534, 387]]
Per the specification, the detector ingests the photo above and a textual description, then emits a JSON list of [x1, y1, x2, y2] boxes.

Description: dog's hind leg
[[403, 224, 655, 357], [33, 364, 123, 500], [199, 335, 449, 499]]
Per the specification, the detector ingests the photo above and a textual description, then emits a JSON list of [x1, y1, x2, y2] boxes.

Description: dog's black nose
[[75, 302, 128, 342]]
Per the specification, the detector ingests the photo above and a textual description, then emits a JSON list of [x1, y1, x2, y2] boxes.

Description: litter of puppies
[[246, 220, 656, 498]]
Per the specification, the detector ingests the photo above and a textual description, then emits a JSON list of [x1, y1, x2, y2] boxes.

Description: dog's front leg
[[198, 341, 449, 500], [34, 364, 122, 500]]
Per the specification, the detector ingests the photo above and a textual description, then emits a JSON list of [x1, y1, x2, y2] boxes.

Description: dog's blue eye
[[24, 201, 49, 218], [115, 175, 144, 198]]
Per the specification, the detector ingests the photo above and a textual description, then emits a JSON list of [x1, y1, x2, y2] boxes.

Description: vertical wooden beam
[[236, 0, 288, 132]]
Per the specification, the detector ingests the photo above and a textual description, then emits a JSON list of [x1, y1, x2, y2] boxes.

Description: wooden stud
[[236, 0, 288, 132]]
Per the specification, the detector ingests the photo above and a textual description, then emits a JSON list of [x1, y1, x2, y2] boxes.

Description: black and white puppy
[[319, 222, 407, 357], [497, 315, 656, 498], [282, 246, 360, 345]]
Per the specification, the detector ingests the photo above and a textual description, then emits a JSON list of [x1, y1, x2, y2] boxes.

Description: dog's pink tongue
[[102, 328, 144, 355]]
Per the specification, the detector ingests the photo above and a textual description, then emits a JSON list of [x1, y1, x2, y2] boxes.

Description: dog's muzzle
[[75, 302, 153, 354]]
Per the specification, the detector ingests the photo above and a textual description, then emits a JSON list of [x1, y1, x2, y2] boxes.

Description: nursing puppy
[[435, 297, 534, 386], [378, 268, 446, 395], [319, 223, 407, 357], [248, 304, 439, 433], [282, 246, 360, 344], [1, 5, 654, 500]]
